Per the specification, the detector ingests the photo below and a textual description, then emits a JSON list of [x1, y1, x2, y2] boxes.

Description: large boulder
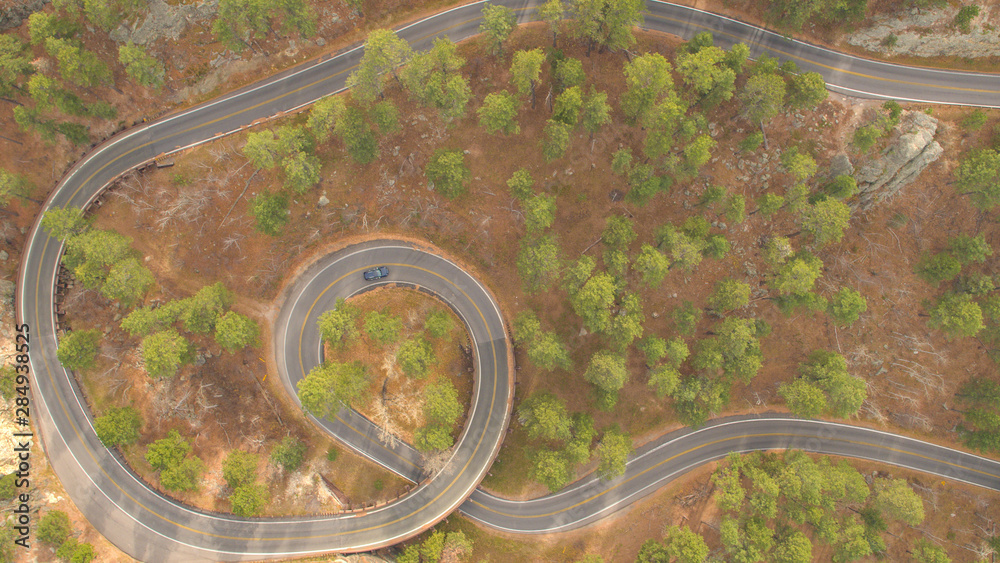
[[855, 111, 943, 208], [0, 0, 48, 31]]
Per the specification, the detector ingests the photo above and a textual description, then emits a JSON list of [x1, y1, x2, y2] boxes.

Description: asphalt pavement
[[15, 1, 1000, 561]]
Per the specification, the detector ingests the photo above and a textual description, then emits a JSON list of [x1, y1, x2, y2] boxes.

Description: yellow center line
[[646, 14, 1000, 94], [470, 431, 1000, 519]]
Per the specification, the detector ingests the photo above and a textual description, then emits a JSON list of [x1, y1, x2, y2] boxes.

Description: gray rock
[[0, 280, 14, 308], [316, 37, 326, 47], [0, 0, 47, 31], [828, 153, 854, 178], [856, 111, 942, 208], [318, 194, 330, 207], [0, 250, 7, 261], [111, 0, 219, 45], [845, 5, 1000, 59]]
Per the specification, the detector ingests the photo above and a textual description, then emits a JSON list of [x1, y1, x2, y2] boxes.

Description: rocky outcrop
[[845, 5, 1000, 59], [0, 0, 48, 31], [110, 0, 219, 45], [854, 111, 943, 208]]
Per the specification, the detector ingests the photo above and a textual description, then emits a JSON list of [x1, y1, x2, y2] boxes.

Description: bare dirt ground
[[65, 24, 1000, 511], [11, 8, 1000, 563]]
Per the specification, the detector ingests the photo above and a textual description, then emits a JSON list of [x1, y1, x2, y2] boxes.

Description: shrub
[[271, 437, 307, 471], [38, 511, 71, 545], [954, 5, 980, 33]]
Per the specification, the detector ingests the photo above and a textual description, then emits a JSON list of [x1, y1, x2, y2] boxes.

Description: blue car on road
[[363, 266, 390, 281]]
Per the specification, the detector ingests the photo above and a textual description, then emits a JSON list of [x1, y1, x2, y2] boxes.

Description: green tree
[[552, 85, 583, 126], [230, 483, 269, 516], [580, 88, 611, 136], [773, 252, 824, 296], [424, 379, 462, 426], [56, 329, 100, 371], [180, 282, 234, 334], [161, 456, 204, 492], [222, 450, 258, 489], [425, 309, 453, 339], [214, 311, 260, 352], [480, 3, 517, 55], [676, 45, 736, 107], [318, 297, 360, 346], [55, 537, 97, 563], [426, 149, 469, 199], [542, 119, 571, 161], [800, 198, 851, 247], [911, 539, 951, 563], [38, 511, 72, 545], [271, 436, 307, 471], [364, 311, 402, 344], [141, 329, 191, 378], [250, 191, 289, 236], [517, 234, 561, 292], [532, 449, 571, 491], [515, 311, 571, 371], [553, 57, 585, 92], [282, 151, 321, 194], [781, 148, 818, 181], [397, 336, 435, 379], [620, 52, 673, 124], [583, 350, 628, 406], [507, 168, 534, 201], [41, 208, 89, 242], [828, 287, 867, 326], [0, 34, 32, 99], [415, 424, 453, 452], [672, 300, 702, 336], [145, 429, 190, 471], [873, 478, 925, 525], [570, 0, 643, 55], [297, 360, 369, 415], [61, 229, 133, 289], [928, 292, 983, 339], [400, 38, 470, 121], [602, 215, 636, 250], [518, 392, 572, 442], [914, 252, 962, 286], [949, 233, 992, 264], [788, 71, 827, 109], [779, 378, 828, 418], [955, 149, 1000, 211], [100, 257, 154, 306], [757, 193, 785, 217], [724, 194, 747, 225], [595, 426, 631, 480], [94, 406, 142, 447], [708, 278, 751, 312], [334, 105, 379, 164], [307, 95, 346, 142], [537, 0, 566, 47], [45, 37, 111, 87], [784, 350, 867, 418], [684, 134, 717, 173], [510, 48, 545, 105], [371, 100, 400, 134], [649, 364, 681, 398], [571, 273, 616, 333], [740, 72, 786, 130], [0, 169, 34, 209], [0, 474, 17, 499], [634, 244, 670, 287], [347, 29, 412, 105], [118, 43, 164, 88], [663, 525, 710, 563], [477, 91, 520, 135], [825, 174, 858, 200]]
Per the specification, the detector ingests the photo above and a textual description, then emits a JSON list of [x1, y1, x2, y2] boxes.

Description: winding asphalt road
[[16, 1, 1000, 561]]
